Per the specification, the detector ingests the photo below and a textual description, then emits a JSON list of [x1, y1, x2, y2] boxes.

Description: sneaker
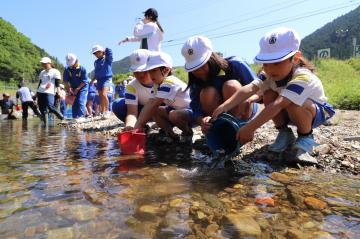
[[75, 117, 86, 123], [293, 134, 319, 153], [268, 127, 296, 153], [294, 149, 318, 164], [102, 111, 111, 119]]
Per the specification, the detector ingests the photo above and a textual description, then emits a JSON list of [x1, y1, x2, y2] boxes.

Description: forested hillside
[[0, 18, 63, 83], [301, 6, 360, 60]]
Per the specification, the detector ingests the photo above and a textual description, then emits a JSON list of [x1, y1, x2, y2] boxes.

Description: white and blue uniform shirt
[[252, 68, 328, 106], [151, 75, 190, 110], [125, 79, 153, 106]]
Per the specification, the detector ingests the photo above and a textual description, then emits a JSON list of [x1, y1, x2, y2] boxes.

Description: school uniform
[[251, 67, 335, 128], [94, 48, 113, 90], [190, 57, 258, 122], [112, 79, 153, 122], [63, 65, 89, 118]]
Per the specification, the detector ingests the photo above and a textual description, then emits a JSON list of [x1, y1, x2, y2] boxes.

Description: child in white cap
[[92, 45, 113, 118], [134, 51, 193, 143], [181, 36, 259, 134], [63, 53, 89, 119], [35, 56, 64, 123], [213, 27, 335, 162], [119, 8, 164, 51], [112, 49, 154, 131]]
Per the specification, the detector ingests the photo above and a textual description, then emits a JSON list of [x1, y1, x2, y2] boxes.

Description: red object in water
[[118, 129, 146, 155], [65, 95, 76, 105], [15, 105, 22, 111]]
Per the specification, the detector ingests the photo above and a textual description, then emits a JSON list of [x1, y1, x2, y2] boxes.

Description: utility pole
[[335, 28, 348, 59], [353, 37, 357, 57]]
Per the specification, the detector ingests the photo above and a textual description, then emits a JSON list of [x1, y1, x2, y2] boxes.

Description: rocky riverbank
[[59, 110, 360, 175]]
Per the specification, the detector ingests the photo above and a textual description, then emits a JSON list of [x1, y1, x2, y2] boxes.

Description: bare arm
[[124, 104, 139, 130], [134, 98, 163, 129], [212, 83, 259, 118]]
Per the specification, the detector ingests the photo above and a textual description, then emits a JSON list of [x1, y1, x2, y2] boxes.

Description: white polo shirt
[[16, 87, 33, 103], [252, 68, 328, 106], [124, 79, 153, 106], [37, 68, 61, 95], [151, 75, 191, 110]]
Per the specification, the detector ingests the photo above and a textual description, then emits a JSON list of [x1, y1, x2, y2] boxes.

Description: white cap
[[254, 27, 301, 64], [91, 44, 105, 53], [144, 51, 173, 71], [40, 57, 52, 64], [65, 53, 77, 67], [59, 84, 65, 89], [181, 36, 213, 72], [129, 49, 152, 72]]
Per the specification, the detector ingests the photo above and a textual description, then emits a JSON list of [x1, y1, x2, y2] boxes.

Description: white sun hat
[[91, 44, 105, 54], [65, 53, 77, 67], [129, 49, 153, 72], [40, 57, 52, 64], [144, 51, 173, 71], [181, 35, 213, 72], [254, 27, 301, 64]]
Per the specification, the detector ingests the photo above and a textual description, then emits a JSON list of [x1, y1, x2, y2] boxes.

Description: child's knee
[[263, 90, 278, 105], [222, 80, 242, 95]]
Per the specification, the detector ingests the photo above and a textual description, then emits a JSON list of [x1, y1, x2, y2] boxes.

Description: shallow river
[[0, 119, 359, 238]]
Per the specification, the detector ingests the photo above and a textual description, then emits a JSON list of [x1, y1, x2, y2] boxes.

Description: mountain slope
[[0, 18, 63, 82], [301, 5, 360, 59]]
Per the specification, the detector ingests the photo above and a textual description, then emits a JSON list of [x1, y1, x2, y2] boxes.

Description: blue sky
[[1, 0, 359, 72]]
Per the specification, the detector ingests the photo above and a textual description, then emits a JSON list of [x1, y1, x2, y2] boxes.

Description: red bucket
[[15, 105, 22, 111], [118, 129, 146, 155], [65, 95, 76, 105]]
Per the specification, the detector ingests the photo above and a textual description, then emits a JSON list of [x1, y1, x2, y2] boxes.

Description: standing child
[[181, 36, 259, 134], [35, 57, 64, 123], [119, 8, 164, 51], [92, 45, 113, 118], [213, 27, 335, 162], [112, 49, 154, 131], [63, 53, 89, 120], [134, 51, 193, 143], [16, 82, 41, 120]]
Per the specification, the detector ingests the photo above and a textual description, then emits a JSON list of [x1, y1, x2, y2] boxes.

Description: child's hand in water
[[236, 124, 254, 145], [200, 116, 212, 134]]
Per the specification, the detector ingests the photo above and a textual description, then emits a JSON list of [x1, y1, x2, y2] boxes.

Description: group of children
[[113, 22, 335, 161], [9, 6, 335, 161]]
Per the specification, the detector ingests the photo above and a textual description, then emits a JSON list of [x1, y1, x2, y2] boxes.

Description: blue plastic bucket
[[206, 113, 246, 155]]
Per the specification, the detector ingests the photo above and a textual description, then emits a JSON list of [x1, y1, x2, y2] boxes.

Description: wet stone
[[286, 228, 308, 239], [225, 213, 261, 237], [270, 172, 291, 184], [311, 231, 336, 239], [47, 227, 74, 239], [304, 197, 327, 210], [56, 204, 101, 221]]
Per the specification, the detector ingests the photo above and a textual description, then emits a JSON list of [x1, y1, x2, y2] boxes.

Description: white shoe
[[102, 111, 111, 119], [75, 117, 86, 123]]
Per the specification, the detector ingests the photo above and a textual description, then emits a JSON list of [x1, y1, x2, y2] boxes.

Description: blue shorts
[[97, 78, 111, 91], [165, 106, 195, 126], [312, 102, 335, 128], [87, 92, 96, 102], [112, 98, 144, 122]]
